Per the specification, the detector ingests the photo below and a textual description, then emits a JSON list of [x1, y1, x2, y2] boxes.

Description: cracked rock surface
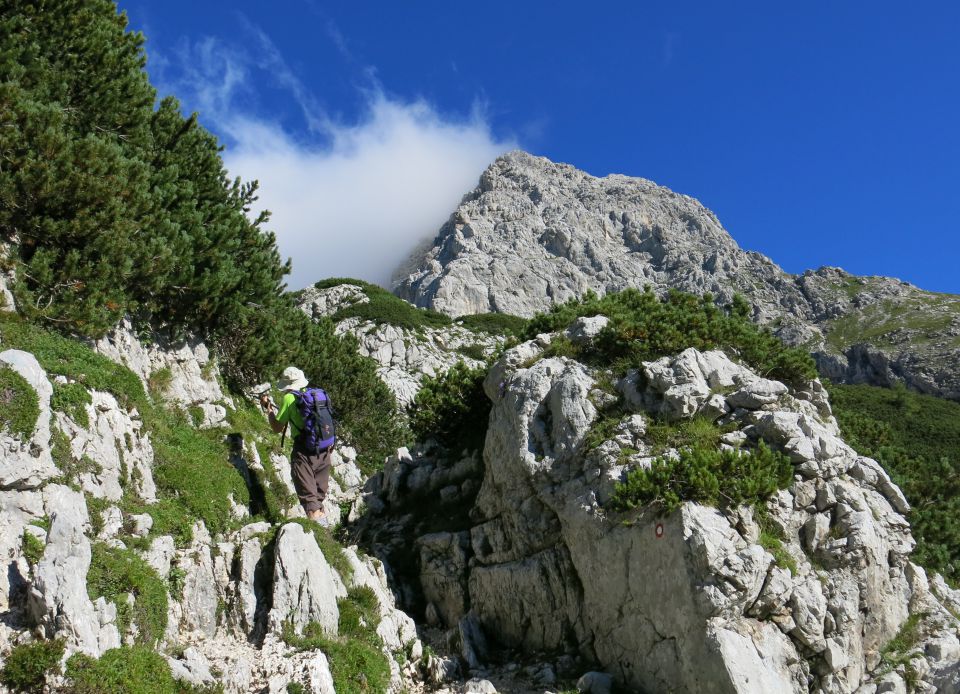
[[360, 338, 960, 693]]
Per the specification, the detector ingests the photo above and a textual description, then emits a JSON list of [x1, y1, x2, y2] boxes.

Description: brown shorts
[[290, 444, 332, 513]]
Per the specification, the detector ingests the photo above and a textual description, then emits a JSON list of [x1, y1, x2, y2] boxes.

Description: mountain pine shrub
[[0, 1, 287, 338], [410, 361, 490, 453], [611, 441, 793, 514], [0, 639, 64, 692], [525, 288, 817, 385], [830, 382, 960, 583]]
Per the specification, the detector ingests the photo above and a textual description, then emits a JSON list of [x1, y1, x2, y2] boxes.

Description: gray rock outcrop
[[0, 350, 57, 490], [94, 318, 229, 416], [268, 522, 346, 636], [297, 283, 502, 406], [394, 151, 960, 399], [26, 485, 121, 657], [361, 339, 960, 693]]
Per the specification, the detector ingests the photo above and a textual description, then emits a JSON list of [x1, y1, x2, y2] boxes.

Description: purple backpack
[[293, 387, 336, 453]]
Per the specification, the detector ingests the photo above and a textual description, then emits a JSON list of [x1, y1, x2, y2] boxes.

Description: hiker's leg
[[312, 447, 333, 504], [290, 447, 323, 514]]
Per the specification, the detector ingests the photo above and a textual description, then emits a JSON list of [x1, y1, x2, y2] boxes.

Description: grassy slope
[[0, 311, 389, 691], [830, 382, 960, 582]]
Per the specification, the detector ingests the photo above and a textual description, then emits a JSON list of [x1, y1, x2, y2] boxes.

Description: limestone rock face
[[362, 342, 960, 693], [26, 485, 121, 657], [0, 350, 57, 490], [296, 284, 502, 407], [268, 522, 346, 636], [55, 390, 157, 502], [94, 318, 228, 413], [393, 151, 960, 400], [395, 150, 803, 321]]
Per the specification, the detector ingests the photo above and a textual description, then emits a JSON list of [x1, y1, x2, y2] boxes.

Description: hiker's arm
[[260, 395, 286, 434], [265, 406, 285, 434]]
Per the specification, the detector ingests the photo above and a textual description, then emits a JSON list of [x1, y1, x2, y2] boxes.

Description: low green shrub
[[409, 361, 490, 453], [611, 442, 793, 514], [66, 647, 175, 694], [456, 343, 488, 361], [282, 587, 390, 694], [21, 531, 45, 565], [51, 381, 92, 428], [830, 382, 960, 582], [524, 288, 817, 385], [0, 365, 39, 439], [87, 543, 168, 645], [0, 639, 64, 692], [318, 278, 452, 331], [456, 312, 528, 337]]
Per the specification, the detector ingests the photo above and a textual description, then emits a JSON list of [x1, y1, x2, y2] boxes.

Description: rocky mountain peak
[[395, 150, 800, 321], [394, 151, 960, 401]]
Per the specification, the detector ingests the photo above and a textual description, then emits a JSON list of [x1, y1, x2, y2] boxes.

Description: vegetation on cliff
[[525, 287, 817, 386], [830, 382, 960, 583], [0, 1, 403, 469]]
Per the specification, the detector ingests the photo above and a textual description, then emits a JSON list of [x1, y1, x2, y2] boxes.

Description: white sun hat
[[277, 366, 308, 392]]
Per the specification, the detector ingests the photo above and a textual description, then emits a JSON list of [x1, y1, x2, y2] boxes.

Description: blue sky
[[122, 1, 960, 293]]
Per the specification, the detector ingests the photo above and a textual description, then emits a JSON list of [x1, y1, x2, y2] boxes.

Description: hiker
[[259, 366, 336, 525]]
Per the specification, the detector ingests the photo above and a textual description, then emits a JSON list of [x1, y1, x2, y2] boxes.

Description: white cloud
[[224, 96, 513, 290], [153, 30, 515, 290]]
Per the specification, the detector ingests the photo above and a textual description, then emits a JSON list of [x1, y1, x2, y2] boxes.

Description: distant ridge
[[394, 151, 960, 399]]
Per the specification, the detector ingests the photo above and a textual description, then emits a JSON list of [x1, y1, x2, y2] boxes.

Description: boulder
[[268, 523, 346, 636], [26, 485, 121, 656]]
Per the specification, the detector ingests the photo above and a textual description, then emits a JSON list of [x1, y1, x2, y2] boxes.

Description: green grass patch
[[830, 382, 960, 583], [0, 313, 147, 411], [51, 381, 92, 428], [611, 442, 793, 515], [758, 531, 797, 576], [188, 405, 204, 428], [0, 365, 40, 439], [878, 612, 926, 674], [315, 278, 452, 332], [282, 586, 390, 694], [646, 416, 735, 455], [66, 647, 175, 694], [824, 295, 960, 351], [123, 498, 195, 548], [0, 639, 64, 692], [149, 406, 251, 538], [147, 367, 173, 398], [87, 543, 168, 646]]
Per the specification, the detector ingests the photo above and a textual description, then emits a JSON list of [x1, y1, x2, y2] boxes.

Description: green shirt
[[276, 391, 304, 440]]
